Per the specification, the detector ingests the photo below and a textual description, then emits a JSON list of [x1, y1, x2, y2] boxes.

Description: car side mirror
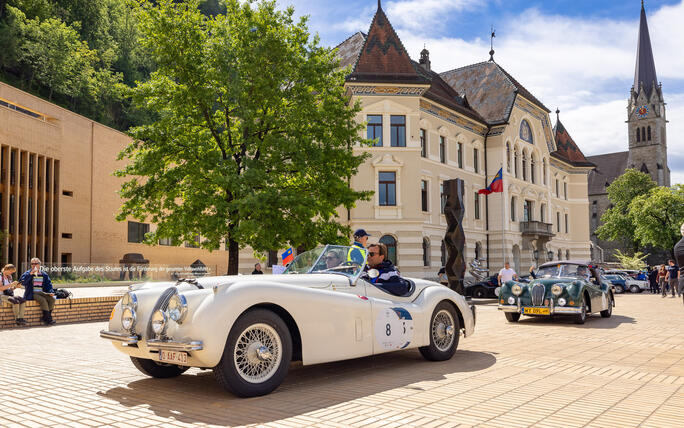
[[366, 269, 379, 279]]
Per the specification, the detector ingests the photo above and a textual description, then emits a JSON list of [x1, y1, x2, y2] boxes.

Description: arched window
[[441, 240, 447, 266], [514, 149, 519, 178], [543, 159, 547, 185], [510, 196, 517, 221], [530, 154, 536, 183], [637, 129, 640, 142], [647, 126, 651, 141], [642, 127, 646, 142], [506, 143, 511, 173], [522, 152, 528, 181], [422, 237, 430, 267], [380, 235, 397, 265], [520, 119, 533, 143]]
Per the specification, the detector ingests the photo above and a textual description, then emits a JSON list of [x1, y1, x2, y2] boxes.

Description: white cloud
[[385, 0, 486, 32]]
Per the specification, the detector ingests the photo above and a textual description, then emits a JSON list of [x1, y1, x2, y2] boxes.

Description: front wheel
[[505, 312, 521, 323], [130, 356, 189, 378], [614, 285, 624, 294], [574, 297, 587, 324], [419, 302, 460, 361], [630, 285, 641, 293], [600, 294, 613, 318], [213, 309, 292, 397]]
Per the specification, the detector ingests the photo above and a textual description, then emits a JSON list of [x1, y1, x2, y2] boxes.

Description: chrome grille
[[146, 287, 176, 339], [531, 284, 546, 306]]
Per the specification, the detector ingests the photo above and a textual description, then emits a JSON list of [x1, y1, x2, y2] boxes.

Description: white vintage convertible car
[[100, 245, 476, 397]]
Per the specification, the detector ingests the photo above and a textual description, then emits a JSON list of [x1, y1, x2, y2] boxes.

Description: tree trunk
[[227, 238, 239, 275]]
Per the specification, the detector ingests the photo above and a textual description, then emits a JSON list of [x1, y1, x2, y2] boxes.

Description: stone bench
[[0, 296, 119, 329]]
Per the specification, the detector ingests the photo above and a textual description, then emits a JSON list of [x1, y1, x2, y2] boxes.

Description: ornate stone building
[[587, 3, 670, 262], [337, 2, 593, 277]]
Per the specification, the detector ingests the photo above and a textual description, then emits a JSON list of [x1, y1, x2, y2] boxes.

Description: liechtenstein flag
[[281, 247, 294, 265], [478, 168, 503, 195]]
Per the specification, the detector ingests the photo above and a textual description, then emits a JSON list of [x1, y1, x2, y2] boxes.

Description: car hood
[[129, 274, 354, 293]]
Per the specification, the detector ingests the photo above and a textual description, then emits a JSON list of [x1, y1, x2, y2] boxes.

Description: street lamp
[[547, 250, 554, 261], [533, 249, 539, 268]]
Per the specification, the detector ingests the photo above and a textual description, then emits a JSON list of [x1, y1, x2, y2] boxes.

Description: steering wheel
[[341, 261, 358, 267]]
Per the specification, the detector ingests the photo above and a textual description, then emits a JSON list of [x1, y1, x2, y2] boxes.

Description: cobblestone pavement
[[2, 293, 684, 428]]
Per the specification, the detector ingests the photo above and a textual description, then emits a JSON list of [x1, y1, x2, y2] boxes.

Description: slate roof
[[634, 4, 659, 97], [336, 4, 486, 125], [586, 151, 629, 195], [552, 117, 594, 167], [440, 61, 550, 125]]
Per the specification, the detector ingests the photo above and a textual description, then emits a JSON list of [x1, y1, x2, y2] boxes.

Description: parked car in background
[[464, 275, 499, 298], [624, 276, 648, 293], [603, 275, 627, 293]]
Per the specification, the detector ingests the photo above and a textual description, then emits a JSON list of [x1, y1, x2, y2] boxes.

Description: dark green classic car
[[498, 261, 614, 324]]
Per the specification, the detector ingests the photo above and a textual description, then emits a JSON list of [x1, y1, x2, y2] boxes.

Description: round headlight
[[121, 307, 136, 331], [168, 294, 188, 323], [551, 284, 563, 296], [511, 284, 522, 296], [558, 297, 567, 306], [151, 310, 167, 335], [507, 296, 515, 305], [121, 292, 138, 309]]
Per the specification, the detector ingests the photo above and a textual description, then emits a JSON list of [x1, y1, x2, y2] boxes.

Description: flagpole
[[501, 163, 506, 266]]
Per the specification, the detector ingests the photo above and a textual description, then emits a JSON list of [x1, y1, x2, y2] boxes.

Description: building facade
[[587, 3, 670, 263], [337, 2, 593, 278]]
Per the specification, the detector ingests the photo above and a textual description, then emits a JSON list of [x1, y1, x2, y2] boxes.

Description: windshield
[[284, 245, 367, 278], [536, 263, 590, 279]]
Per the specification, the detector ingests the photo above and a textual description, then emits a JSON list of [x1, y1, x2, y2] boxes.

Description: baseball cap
[[353, 228, 371, 238]]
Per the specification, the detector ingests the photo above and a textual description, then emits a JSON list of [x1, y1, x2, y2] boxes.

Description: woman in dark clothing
[[0, 264, 26, 325]]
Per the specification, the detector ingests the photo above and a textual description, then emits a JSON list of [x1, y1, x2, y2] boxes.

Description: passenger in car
[[364, 243, 410, 296]]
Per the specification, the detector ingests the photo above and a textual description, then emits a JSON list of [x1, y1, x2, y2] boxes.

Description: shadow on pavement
[[516, 314, 636, 329], [98, 349, 496, 425]]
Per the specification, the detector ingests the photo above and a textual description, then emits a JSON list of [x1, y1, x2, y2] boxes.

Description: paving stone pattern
[[1, 293, 683, 427]]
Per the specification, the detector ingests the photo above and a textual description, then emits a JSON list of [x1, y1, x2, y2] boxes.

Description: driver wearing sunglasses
[[363, 243, 410, 296]]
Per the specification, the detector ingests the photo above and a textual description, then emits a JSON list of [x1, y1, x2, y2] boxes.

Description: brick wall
[[0, 296, 118, 329]]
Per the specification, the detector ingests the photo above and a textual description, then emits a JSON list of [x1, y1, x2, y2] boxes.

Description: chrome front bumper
[[498, 302, 582, 315], [100, 330, 203, 351]]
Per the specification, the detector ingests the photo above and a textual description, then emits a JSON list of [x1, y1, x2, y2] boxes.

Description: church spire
[[634, 1, 658, 97]]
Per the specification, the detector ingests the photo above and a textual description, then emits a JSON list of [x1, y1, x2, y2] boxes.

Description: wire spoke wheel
[[233, 323, 282, 383], [431, 309, 455, 352]]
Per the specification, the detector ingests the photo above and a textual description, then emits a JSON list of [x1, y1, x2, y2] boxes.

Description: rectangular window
[[564, 182, 568, 200], [379, 172, 396, 206], [439, 137, 446, 163], [127, 221, 150, 243], [390, 115, 406, 147], [474, 192, 480, 219], [457, 143, 463, 168], [510, 197, 516, 222], [473, 148, 479, 173], [557, 212, 561, 232], [62, 190, 73, 197], [158, 237, 173, 246], [367, 115, 383, 147], [555, 179, 559, 196], [565, 213, 569, 233], [420, 129, 426, 158], [524, 200, 533, 222], [421, 180, 428, 212], [440, 183, 447, 214], [61, 233, 72, 239]]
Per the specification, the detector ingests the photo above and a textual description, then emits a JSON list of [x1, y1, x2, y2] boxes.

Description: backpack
[[54, 288, 73, 299]]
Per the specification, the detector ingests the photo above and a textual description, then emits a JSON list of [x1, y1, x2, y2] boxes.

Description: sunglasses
[[325, 256, 339, 260], [368, 252, 377, 257], [30, 263, 40, 265]]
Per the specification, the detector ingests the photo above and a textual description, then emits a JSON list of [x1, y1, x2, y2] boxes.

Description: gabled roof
[[552, 116, 594, 168], [440, 61, 550, 125], [634, 3, 659, 97], [347, 4, 428, 84], [586, 151, 629, 195]]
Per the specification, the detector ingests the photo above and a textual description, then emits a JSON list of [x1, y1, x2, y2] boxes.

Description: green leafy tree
[[629, 185, 684, 257], [613, 249, 648, 270], [117, 0, 371, 274], [596, 169, 656, 252]]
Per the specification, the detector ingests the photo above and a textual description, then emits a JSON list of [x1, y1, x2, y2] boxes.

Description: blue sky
[[279, 0, 684, 184]]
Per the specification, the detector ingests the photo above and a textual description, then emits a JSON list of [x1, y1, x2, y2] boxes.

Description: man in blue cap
[[347, 229, 370, 266]]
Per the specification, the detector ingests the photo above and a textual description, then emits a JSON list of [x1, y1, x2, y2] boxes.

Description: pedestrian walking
[[648, 266, 659, 294], [0, 264, 26, 326], [18, 258, 56, 325], [658, 265, 667, 297], [665, 260, 680, 297], [498, 261, 518, 286]]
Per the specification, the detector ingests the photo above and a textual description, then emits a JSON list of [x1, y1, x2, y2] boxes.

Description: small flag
[[281, 247, 294, 265], [478, 168, 503, 195]]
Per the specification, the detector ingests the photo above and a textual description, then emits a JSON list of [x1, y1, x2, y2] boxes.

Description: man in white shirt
[[498, 262, 518, 286]]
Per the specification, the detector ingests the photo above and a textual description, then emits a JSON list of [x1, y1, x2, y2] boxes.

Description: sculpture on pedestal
[[443, 179, 466, 295]]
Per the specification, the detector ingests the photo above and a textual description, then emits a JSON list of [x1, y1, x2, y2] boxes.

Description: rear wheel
[[600, 294, 613, 318], [419, 302, 460, 361], [130, 357, 189, 378], [504, 312, 521, 323], [614, 285, 624, 294], [213, 309, 292, 397], [630, 285, 641, 293]]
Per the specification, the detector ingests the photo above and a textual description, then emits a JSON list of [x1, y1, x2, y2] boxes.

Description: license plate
[[159, 350, 188, 365], [523, 307, 550, 315]]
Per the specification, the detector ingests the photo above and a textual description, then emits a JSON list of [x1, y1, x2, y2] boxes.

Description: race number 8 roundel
[[374, 307, 414, 350]]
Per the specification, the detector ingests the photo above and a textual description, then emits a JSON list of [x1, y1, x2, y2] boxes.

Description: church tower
[[627, 2, 669, 186]]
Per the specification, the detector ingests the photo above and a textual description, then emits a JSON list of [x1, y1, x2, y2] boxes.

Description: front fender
[[413, 285, 475, 339]]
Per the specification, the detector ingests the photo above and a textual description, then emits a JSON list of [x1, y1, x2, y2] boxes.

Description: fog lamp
[[151, 310, 167, 335], [507, 296, 515, 305], [558, 298, 567, 306], [121, 307, 136, 331]]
